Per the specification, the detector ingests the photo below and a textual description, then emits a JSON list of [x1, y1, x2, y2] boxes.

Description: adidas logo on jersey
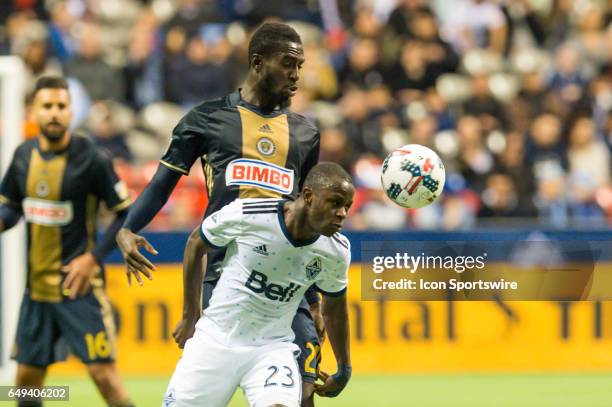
[[245, 270, 301, 302], [258, 124, 273, 133], [253, 244, 269, 256]]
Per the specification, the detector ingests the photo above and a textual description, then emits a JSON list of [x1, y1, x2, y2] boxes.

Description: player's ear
[[251, 53, 264, 73], [303, 187, 313, 206]]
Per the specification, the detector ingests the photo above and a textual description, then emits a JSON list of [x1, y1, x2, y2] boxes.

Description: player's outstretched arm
[[116, 165, 181, 285], [172, 227, 210, 348], [62, 209, 129, 299], [315, 292, 352, 398]]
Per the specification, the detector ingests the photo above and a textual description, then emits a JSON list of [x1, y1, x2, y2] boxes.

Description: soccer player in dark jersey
[[0, 76, 133, 407], [116, 22, 325, 406]]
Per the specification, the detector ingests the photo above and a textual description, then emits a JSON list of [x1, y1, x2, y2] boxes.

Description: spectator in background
[[524, 113, 568, 180], [319, 126, 353, 171], [386, 0, 429, 39], [340, 87, 385, 159], [164, 26, 235, 107], [534, 159, 569, 227], [409, 8, 459, 77], [88, 101, 133, 163], [66, 22, 126, 102], [495, 131, 535, 214], [352, 7, 382, 39], [463, 74, 507, 132], [384, 39, 438, 103], [444, 0, 508, 56], [509, 70, 555, 134], [572, 4, 608, 69], [549, 42, 587, 106], [520, 0, 572, 49], [125, 7, 163, 108], [12, 20, 63, 92], [338, 37, 385, 90], [164, 0, 223, 38], [567, 116, 610, 208], [47, 0, 78, 65], [456, 115, 494, 192], [478, 171, 523, 218]]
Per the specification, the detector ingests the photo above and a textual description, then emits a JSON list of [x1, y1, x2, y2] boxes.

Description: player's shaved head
[[304, 162, 353, 191], [248, 22, 302, 65]]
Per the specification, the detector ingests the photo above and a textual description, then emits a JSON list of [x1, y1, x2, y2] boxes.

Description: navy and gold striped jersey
[[0, 136, 130, 302], [160, 91, 320, 280]]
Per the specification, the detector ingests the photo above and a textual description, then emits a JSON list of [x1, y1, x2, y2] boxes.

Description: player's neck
[[39, 132, 71, 152], [283, 200, 318, 242], [240, 83, 283, 113]]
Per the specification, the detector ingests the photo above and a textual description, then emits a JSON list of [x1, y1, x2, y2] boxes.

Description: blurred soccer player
[[0, 76, 133, 407], [116, 22, 325, 405], [168, 162, 353, 406]]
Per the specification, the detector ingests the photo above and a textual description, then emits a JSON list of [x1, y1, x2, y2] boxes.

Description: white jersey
[[198, 198, 351, 347]]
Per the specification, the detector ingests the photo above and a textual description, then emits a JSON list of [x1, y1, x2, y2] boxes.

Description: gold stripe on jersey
[[237, 106, 290, 199], [160, 159, 189, 175], [93, 286, 118, 359], [26, 149, 67, 302], [86, 195, 103, 287], [202, 155, 214, 194], [109, 198, 131, 212], [0, 194, 18, 208]]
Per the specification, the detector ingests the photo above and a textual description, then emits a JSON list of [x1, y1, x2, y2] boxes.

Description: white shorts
[[162, 324, 302, 407]]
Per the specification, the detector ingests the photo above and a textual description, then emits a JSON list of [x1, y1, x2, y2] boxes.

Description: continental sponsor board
[[51, 264, 612, 375]]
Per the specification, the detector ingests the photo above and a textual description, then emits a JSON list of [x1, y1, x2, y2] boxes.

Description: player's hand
[[172, 317, 198, 348], [61, 252, 98, 299], [309, 302, 326, 344], [314, 366, 351, 398], [116, 228, 158, 286]]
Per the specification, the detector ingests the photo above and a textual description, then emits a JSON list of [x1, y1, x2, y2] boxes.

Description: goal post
[[0, 56, 26, 384]]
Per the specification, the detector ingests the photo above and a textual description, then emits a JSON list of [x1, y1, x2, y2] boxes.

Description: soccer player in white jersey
[[165, 162, 354, 407]]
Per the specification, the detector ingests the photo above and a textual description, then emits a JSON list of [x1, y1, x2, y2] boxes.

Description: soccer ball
[[381, 144, 445, 208]]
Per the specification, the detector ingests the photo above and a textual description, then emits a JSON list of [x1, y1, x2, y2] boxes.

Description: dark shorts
[[12, 289, 117, 367], [203, 281, 321, 383]]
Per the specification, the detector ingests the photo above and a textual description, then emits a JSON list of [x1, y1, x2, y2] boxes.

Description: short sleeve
[[200, 200, 243, 249], [0, 150, 24, 210], [160, 108, 208, 175], [315, 243, 351, 296], [91, 150, 131, 212]]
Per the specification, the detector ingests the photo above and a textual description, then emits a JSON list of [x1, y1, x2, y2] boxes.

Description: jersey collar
[[277, 200, 320, 247], [231, 89, 288, 118]]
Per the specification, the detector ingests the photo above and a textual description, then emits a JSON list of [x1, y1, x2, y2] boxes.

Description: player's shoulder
[[70, 133, 95, 150], [239, 198, 283, 215], [185, 94, 234, 118], [286, 111, 319, 137], [192, 94, 232, 114], [178, 94, 233, 127], [14, 138, 37, 156], [70, 134, 109, 161], [327, 232, 351, 261]]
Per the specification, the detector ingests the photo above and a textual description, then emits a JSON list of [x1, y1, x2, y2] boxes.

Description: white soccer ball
[[380, 144, 446, 208]]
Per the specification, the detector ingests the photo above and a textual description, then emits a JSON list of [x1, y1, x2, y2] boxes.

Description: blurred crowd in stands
[[1, 0, 612, 231]]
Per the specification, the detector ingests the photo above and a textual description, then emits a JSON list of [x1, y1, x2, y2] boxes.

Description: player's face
[[307, 180, 355, 237], [260, 42, 304, 105], [32, 88, 72, 141]]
